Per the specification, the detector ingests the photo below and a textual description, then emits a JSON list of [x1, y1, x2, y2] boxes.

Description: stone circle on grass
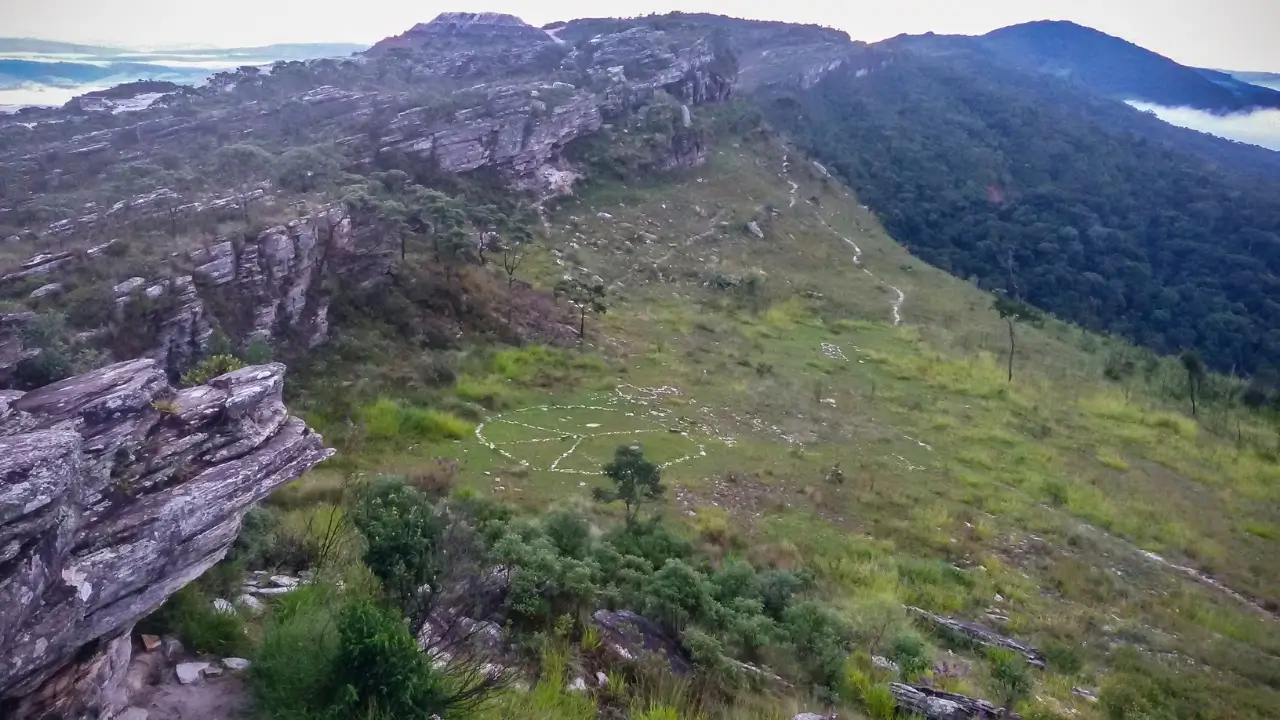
[[475, 385, 707, 475]]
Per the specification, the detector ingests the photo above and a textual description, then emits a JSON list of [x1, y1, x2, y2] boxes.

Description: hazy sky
[[2, 0, 1277, 71]]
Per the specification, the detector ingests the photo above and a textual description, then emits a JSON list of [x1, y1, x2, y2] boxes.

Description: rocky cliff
[[0, 359, 331, 718], [2, 205, 392, 379]]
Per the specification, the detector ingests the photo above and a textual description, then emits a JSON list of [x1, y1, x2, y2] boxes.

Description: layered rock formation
[[1, 205, 392, 378], [0, 359, 332, 718], [0, 12, 742, 212]]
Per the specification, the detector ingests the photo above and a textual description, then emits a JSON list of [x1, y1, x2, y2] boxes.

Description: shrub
[[756, 569, 806, 620], [227, 507, 320, 572], [604, 519, 692, 569], [642, 559, 714, 631], [493, 531, 600, 628], [331, 600, 449, 717], [140, 585, 248, 656], [863, 684, 897, 720], [1043, 641, 1084, 676], [783, 600, 852, 688], [887, 629, 930, 681], [453, 374, 512, 409], [404, 458, 459, 500], [251, 585, 341, 719], [362, 398, 475, 442], [987, 648, 1032, 709], [181, 354, 245, 387], [543, 507, 593, 559], [352, 481, 449, 614]]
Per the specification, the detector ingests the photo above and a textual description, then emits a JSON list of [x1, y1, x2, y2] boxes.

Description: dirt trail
[[782, 153, 904, 326]]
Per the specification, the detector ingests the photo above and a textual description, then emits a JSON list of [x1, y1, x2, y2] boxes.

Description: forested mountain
[[964, 21, 1280, 112], [761, 44, 1280, 373]]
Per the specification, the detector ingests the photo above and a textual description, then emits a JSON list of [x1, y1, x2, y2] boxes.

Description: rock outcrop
[[0, 205, 393, 379], [0, 13, 741, 209], [0, 359, 332, 718]]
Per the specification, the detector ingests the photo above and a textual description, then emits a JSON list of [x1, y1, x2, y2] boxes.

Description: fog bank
[[1127, 100, 1280, 152]]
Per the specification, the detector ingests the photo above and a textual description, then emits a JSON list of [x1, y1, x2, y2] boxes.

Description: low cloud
[[1127, 100, 1280, 152]]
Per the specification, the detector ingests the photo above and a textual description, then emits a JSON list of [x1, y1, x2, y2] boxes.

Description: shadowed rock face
[[0, 359, 332, 719]]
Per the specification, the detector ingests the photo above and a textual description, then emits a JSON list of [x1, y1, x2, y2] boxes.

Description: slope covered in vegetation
[[180, 103, 1280, 719], [762, 47, 1280, 375]]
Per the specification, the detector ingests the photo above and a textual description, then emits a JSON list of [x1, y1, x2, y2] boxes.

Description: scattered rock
[[1072, 686, 1099, 703], [595, 671, 608, 686], [175, 662, 210, 685], [222, 658, 251, 672], [746, 221, 764, 239], [270, 575, 300, 588], [794, 714, 836, 720], [890, 683, 1019, 720], [29, 283, 62, 299], [907, 606, 1045, 669], [140, 635, 161, 653], [203, 664, 224, 678], [872, 655, 899, 673], [591, 609, 692, 674], [597, 212, 614, 220], [236, 594, 266, 615], [567, 677, 588, 692], [212, 598, 235, 615], [160, 637, 184, 663]]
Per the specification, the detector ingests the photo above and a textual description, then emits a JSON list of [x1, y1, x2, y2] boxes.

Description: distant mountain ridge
[[888, 21, 1280, 114], [0, 37, 367, 106], [977, 21, 1280, 112]]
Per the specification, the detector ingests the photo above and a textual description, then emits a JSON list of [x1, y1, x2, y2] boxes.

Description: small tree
[[992, 293, 1041, 382], [554, 277, 607, 342], [594, 444, 664, 525], [1180, 350, 1207, 417]]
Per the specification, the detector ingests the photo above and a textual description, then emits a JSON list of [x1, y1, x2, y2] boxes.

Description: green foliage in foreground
[[180, 353, 245, 387]]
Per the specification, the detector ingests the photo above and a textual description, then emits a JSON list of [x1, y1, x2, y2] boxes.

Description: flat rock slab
[[176, 662, 211, 685]]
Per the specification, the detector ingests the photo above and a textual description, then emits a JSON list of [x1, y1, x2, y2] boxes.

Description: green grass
[[363, 398, 474, 442]]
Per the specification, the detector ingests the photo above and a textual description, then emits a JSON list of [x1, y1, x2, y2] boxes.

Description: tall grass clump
[[490, 345, 606, 387], [362, 398, 474, 442]]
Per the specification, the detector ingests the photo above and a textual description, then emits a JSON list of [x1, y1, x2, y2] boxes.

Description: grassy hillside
[[274, 120, 1279, 718]]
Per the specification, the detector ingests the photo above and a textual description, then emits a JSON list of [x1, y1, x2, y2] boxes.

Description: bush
[[783, 600, 853, 688], [251, 585, 341, 719], [139, 585, 248, 656], [604, 520, 692, 570], [1043, 641, 1084, 676], [493, 531, 600, 628], [887, 629, 930, 681], [642, 559, 714, 631], [227, 507, 319, 572], [987, 648, 1032, 709], [404, 458, 459, 500], [362, 398, 475, 442], [543, 507, 593, 559], [863, 684, 897, 720], [352, 481, 449, 613], [181, 354, 245, 387], [330, 600, 449, 718], [453, 375, 512, 409]]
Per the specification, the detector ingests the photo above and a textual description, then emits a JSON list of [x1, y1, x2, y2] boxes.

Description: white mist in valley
[[1127, 100, 1280, 151]]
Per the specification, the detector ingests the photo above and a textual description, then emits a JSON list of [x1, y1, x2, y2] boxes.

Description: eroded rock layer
[[0, 359, 332, 718]]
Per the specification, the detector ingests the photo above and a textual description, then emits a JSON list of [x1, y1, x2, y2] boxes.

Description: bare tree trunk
[[1006, 319, 1015, 382]]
